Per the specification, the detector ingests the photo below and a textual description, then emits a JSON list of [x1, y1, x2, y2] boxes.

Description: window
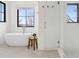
[[0, 1, 6, 22], [66, 3, 79, 23], [17, 8, 35, 27]]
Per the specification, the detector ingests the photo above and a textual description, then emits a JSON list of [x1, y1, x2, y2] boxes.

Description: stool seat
[[29, 36, 38, 39]]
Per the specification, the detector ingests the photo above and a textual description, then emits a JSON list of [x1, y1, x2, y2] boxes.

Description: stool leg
[[28, 39, 30, 48], [31, 40, 32, 47], [32, 40, 35, 50], [36, 39, 38, 49]]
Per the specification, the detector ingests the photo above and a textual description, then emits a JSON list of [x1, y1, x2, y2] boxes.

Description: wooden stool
[[28, 38, 38, 50]]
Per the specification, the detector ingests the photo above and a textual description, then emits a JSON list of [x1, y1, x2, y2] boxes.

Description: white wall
[[0, 1, 9, 45], [60, 1, 79, 57], [0, 1, 39, 45], [0, 23, 6, 44], [6, 1, 38, 34]]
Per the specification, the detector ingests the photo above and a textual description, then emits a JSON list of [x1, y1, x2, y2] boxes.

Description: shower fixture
[[51, 5, 54, 8], [47, 5, 49, 8], [57, 1, 60, 5], [42, 5, 44, 8], [41, 5, 54, 8]]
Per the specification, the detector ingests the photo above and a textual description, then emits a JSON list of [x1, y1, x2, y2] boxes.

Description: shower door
[[43, 1, 60, 49]]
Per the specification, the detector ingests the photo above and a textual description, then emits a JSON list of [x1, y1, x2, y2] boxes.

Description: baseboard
[[57, 48, 67, 58]]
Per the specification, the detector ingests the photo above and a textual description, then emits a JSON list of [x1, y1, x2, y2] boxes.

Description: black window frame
[[17, 8, 35, 27], [0, 1, 6, 22], [67, 3, 79, 23]]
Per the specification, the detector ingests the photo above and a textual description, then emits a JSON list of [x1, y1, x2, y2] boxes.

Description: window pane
[[26, 17, 34, 26], [66, 5, 77, 22], [19, 17, 26, 26], [0, 3, 4, 12], [0, 13, 4, 21], [17, 8, 35, 27], [19, 9, 26, 16], [27, 9, 34, 16]]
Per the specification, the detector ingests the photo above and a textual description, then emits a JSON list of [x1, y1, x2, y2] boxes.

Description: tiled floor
[[0, 47, 60, 58]]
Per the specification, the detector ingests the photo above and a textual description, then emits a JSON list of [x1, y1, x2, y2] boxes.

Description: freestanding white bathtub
[[4, 33, 32, 46]]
